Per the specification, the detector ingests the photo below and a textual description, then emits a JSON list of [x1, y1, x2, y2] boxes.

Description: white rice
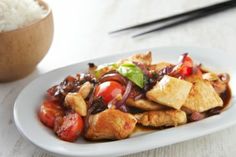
[[0, 0, 47, 32]]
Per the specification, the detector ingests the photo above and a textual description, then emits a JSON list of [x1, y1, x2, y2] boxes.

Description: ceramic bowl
[[0, 0, 53, 82]]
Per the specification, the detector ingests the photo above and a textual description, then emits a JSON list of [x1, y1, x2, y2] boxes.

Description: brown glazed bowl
[[0, 0, 53, 82]]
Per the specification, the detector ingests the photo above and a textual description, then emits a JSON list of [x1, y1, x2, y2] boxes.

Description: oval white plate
[[14, 47, 236, 157]]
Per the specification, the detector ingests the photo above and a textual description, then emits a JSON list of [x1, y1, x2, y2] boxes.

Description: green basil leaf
[[117, 63, 144, 88]]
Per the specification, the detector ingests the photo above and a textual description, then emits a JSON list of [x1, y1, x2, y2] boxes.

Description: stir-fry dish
[[38, 52, 231, 142]]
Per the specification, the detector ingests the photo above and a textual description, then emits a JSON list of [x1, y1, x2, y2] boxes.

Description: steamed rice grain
[[0, 0, 47, 32]]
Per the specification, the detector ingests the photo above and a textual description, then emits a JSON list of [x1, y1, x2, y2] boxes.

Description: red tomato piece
[[180, 54, 193, 66], [38, 100, 64, 128], [55, 113, 84, 142], [178, 54, 193, 77], [94, 81, 125, 104], [179, 65, 192, 76]]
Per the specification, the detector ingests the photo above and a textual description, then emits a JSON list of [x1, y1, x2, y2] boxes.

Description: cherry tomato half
[[38, 100, 64, 128], [55, 112, 84, 142], [94, 81, 125, 104]]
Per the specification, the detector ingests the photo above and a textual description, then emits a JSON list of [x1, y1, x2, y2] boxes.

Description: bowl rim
[[0, 0, 52, 35]]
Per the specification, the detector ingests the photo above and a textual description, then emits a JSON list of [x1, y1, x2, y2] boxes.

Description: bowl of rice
[[0, 0, 53, 82]]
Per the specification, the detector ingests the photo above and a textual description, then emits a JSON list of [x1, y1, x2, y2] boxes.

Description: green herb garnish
[[117, 63, 144, 88]]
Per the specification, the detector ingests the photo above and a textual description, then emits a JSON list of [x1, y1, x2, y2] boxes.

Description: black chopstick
[[132, 1, 236, 38], [109, 0, 236, 34]]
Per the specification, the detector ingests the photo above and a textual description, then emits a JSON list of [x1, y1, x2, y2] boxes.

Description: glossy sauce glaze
[[221, 85, 232, 109]]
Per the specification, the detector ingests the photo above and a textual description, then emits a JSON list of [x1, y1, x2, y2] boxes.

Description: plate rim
[[14, 46, 236, 157]]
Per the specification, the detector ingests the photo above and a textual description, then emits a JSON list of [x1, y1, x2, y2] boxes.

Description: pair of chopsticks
[[109, 0, 236, 38]]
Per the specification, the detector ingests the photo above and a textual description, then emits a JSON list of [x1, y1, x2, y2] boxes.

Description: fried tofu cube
[[134, 110, 187, 127], [65, 92, 87, 116], [126, 98, 167, 111], [146, 75, 192, 109], [183, 79, 223, 112]]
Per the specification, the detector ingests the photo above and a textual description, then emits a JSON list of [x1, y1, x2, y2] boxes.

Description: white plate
[[14, 47, 236, 157]]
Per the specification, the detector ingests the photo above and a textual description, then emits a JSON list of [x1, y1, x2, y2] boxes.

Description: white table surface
[[1, 0, 236, 156]]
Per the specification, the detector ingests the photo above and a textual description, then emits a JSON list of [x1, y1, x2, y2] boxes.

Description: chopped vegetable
[[94, 81, 125, 104], [171, 53, 194, 77], [38, 100, 64, 128], [99, 73, 127, 85], [55, 112, 84, 142], [115, 80, 132, 111], [179, 53, 193, 76], [117, 63, 145, 88]]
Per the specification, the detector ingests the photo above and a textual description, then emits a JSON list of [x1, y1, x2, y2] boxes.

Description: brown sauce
[[220, 85, 232, 110], [134, 124, 168, 133]]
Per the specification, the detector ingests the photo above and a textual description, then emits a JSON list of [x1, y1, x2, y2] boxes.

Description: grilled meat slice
[[85, 109, 137, 140], [126, 98, 167, 111], [118, 51, 152, 65], [134, 110, 187, 127]]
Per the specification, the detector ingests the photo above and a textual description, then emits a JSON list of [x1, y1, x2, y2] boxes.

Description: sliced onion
[[115, 81, 132, 109], [99, 73, 127, 85], [119, 105, 129, 112], [134, 93, 144, 100], [133, 62, 150, 76], [156, 65, 174, 81]]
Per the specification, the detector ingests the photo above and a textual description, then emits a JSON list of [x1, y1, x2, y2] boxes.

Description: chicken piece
[[78, 81, 93, 99], [130, 51, 152, 65], [183, 79, 223, 112], [85, 109, 137, 140], [126, 98, 167, 111], [150, 62, 172, 72], [64, 92, 87, 116], [146, 75, 192, 109], [134, 110, 187, 127], [118, 51, 152, 65]]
